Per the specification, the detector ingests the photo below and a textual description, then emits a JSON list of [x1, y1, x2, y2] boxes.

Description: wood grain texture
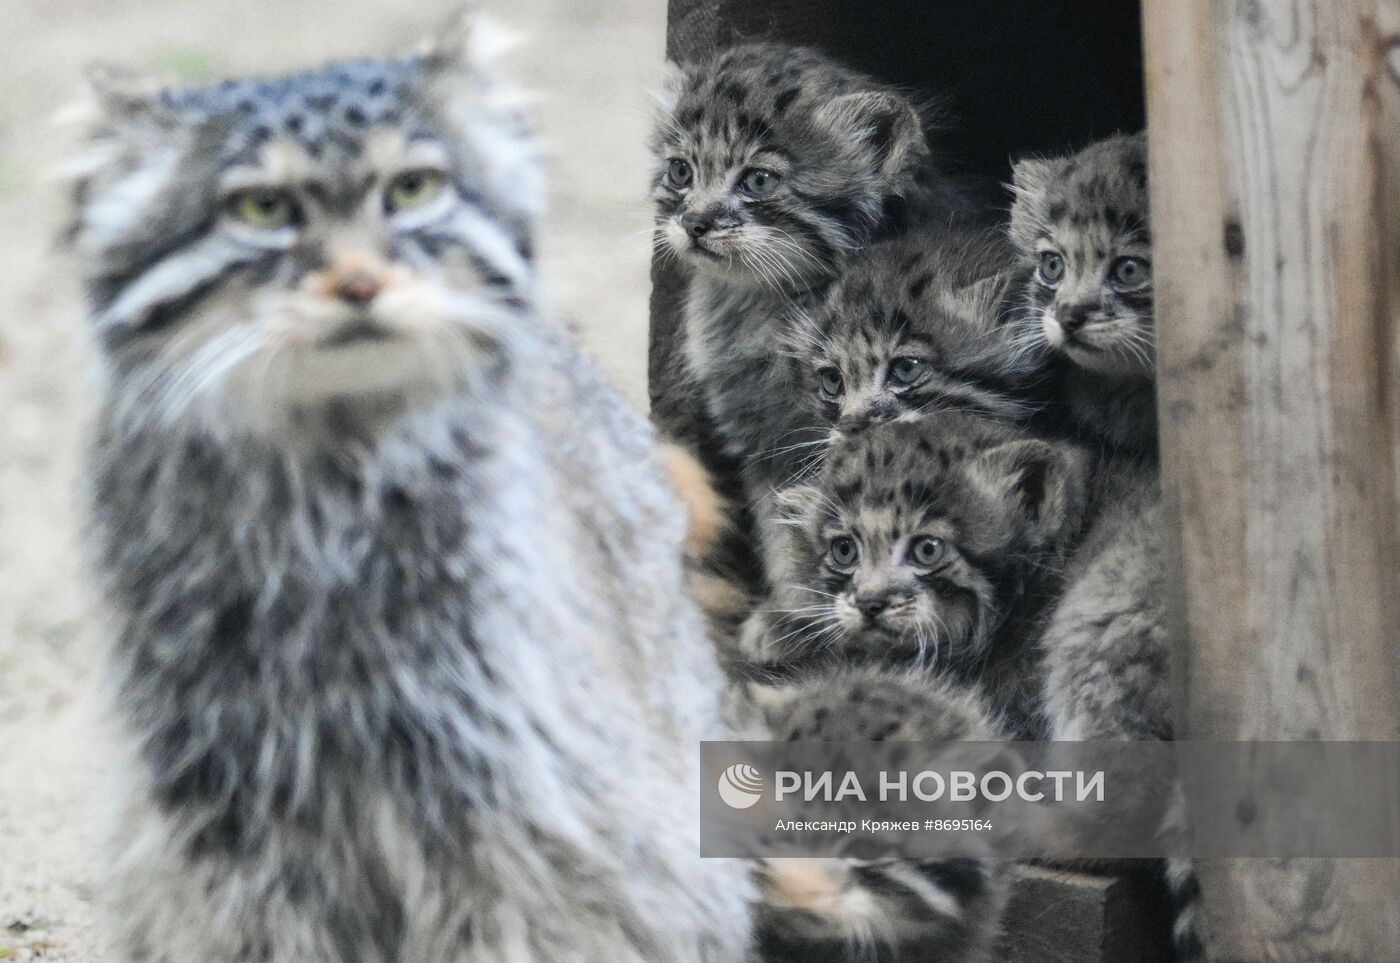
[[998, 865, 1171, 963], [1144, 0, 1400, 957]]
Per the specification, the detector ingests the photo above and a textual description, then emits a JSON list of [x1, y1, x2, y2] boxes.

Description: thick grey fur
[[743, 413, 1093, 739], [1037, 463, 1206, 962], [1009, 132, 1156, 456], [743, 666, 1009, 963], [651, 42, 970, 577], [73, 19, 753, 963]]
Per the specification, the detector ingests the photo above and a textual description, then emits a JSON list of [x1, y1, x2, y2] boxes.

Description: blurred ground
[[0, 1, 665, 957]]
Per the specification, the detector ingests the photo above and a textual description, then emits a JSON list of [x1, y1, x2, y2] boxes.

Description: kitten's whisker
[[789, 586, 841, 601]]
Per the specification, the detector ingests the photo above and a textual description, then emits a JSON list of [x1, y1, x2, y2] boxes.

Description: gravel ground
[[0, 1, 664, 957]]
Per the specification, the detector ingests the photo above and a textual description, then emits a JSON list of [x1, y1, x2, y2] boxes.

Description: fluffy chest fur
[[97, 377, 663, 862], [684, 275, 825, 480], [70, 20, 752, 958]]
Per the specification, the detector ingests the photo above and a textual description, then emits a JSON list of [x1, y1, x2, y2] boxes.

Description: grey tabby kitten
[[790, 226, 1043, 444], [1009, 132, 1156, 455], [1040, 467, 1169, 744], [1037, 468, 1206, 962], [652, 43, 960, 552], [745, 414, 1091, 739], [741, 666, 1008, 963], [1015, 135, 1202, 958], [70, 19, 752, 963]]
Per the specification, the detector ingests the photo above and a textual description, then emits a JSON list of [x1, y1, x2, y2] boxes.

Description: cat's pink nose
[[334, 271, 382, 305]]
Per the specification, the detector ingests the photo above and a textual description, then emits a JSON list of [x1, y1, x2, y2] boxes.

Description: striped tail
[[1162, 857, 1207, 963]]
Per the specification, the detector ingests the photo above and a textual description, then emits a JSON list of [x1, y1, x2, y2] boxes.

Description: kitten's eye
[[230, 189, 299, 230], [1109, 257, 1151, 289], [738, 168, 781, 198], [828, 536, 859, 571], [817, 366, 844, 399], [1038, 251, 1065, 286], [386, 169, 447, 214], [908, 536, 947, 569], [888, 357, 925, 387], [666, 158, 693, 189]]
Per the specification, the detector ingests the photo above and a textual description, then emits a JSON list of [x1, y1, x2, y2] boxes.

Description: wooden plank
[[1143, 0, 1400, 957], [998, 865, 1171, 963]]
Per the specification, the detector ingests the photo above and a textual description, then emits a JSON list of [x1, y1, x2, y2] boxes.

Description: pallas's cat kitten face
[[769, 414, 1088, 667], [1009, 132, 1152, 378], [68, 22, 540, 438], [792, 228, 1034, 438], [651, 43, 929, 289]]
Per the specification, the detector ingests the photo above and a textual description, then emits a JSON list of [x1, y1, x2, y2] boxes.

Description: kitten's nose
[[681, 213, 713, 239], [856, 594, 890, 619], [836, 413, 870, 436], [1059, 305, 1092, 332], [334, 271, 383, 305]]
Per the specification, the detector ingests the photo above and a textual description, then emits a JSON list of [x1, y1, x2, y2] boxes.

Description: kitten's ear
[[772, 483, 823, 523], [815, 90, 923, 179], [1010, 156, 1054, 197], [743, 680, 800, 716], [942, 270, 1015, 324], [778, 306, 825, 358], [968, 439, 1089, 548], [1008, 156, 1057, 249], [652, 59, 687, 114]]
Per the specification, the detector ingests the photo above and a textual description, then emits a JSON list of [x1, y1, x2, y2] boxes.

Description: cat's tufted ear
[[61, 64, 190, 251], [967, 438, 1090, 549], [63, 64, 177, 141], [652, 59, 687, 115], [1010, 156, 1054, 198], [771, 483, 824, 524], [418, 8, 542, 243], [420, 7, 521, 77], [1008, 156, 1059, 250], [941, 270, 1015, 325], [815, 90, 923, 179], [743, 679, 798, 713]]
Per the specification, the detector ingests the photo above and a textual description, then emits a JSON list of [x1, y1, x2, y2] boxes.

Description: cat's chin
[[1061, 338, 1153, 378], [192, 339, 486, 442]]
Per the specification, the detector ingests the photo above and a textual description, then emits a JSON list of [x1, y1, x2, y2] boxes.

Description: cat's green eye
[[738, 167, 781, 198], [1109, 256, 1151, 289], [230, 189, 298, 230], [909, 535, 946, 569], [889, 357, 925, 387], [1038, 250, 1065, 286], [829, 536, 859, 571], [386, 169, 447, 214], [817, 366, 844, 399], [666, 158, 693, 189]]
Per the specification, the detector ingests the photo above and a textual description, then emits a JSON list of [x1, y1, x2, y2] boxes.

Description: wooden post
[[1144, 0, 1400, 957]]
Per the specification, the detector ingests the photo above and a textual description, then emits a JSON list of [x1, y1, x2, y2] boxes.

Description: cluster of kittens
[[653, 43, 1201, 962]]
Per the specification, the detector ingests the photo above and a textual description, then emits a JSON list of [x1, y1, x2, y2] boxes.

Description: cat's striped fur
[[71, 17, 752, 962]]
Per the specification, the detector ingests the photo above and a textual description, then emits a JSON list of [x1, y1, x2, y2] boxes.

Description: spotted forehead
[[817, 320, 904, 371], [1037, 162, 1150, 249], [163, 56, 433, 163], [662, 47, 862, 163], [825, 435, 960, 509]]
